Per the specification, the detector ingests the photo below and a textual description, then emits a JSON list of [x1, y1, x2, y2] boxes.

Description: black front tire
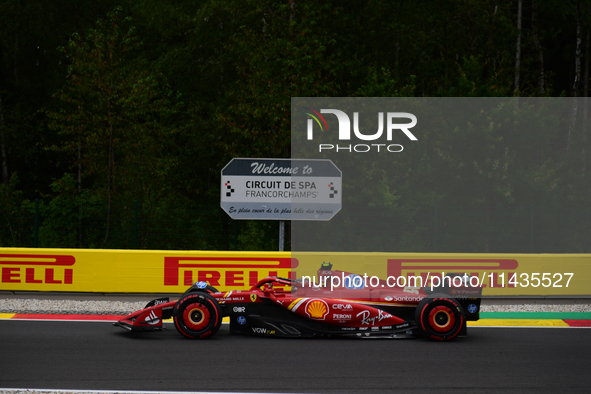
[[415, 294, 464, 341], [173, 292, 222, 339]]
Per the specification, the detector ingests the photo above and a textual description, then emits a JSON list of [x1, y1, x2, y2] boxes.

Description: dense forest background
[[0, 0, 590, 252]]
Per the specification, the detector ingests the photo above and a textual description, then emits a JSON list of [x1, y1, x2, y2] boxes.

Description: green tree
[[0, 0, 120, 196], [0, 174, 32, 246], [46, 7, 181, 246]]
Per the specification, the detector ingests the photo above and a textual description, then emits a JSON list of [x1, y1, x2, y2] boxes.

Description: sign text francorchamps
[[221, 158, 342, 220]]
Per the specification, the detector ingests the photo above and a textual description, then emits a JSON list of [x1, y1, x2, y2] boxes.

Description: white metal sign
[[221, 158, 342, 220]]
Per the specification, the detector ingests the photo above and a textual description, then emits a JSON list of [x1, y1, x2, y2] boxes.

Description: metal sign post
[[279, 220, 284, 251]]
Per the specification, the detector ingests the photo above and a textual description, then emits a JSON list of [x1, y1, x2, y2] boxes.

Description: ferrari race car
[[114, 264, 482, 341]]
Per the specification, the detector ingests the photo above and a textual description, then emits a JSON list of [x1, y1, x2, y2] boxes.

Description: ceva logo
[[303, 108, 418, 153]]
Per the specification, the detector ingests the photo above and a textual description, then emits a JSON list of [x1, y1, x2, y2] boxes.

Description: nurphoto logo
[[303, 108, 418, 153]]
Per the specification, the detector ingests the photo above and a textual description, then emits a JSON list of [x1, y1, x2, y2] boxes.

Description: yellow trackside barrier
[[0, 248, 292, 293], [1, 248, 590, 296], [292, 252, 591, 297]]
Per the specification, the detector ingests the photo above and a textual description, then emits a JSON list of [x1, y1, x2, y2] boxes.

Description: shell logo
[[305, 299, 329, 320]]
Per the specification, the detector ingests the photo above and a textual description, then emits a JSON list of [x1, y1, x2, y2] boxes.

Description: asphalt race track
[[0, 321, 590, 394]]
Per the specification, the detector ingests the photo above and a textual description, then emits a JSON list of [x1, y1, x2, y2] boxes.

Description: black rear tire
[[173, 292, 222, 339], [415, 294, 464, 341]]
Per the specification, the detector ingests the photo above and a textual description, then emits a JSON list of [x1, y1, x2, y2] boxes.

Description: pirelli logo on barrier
[[0, 254, 75, 285], [387, 258, 519, 288], [164, 256, 297, 287], [0, 249, 589, 294]]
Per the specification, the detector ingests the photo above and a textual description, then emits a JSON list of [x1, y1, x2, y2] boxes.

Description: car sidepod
[[226, 296, 418, 338]]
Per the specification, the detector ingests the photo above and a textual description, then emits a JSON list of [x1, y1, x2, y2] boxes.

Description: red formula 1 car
[[114, 264, 482, 341]]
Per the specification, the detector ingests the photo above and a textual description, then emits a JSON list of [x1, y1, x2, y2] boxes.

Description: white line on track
[[0, 319, 231, 324], [469, 325, 591, 328], [0, 390, 293, 394]]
